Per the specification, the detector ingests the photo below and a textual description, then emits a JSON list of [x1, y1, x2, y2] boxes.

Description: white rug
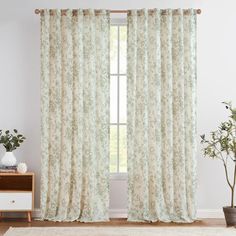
[[3, 227, 236, 236]]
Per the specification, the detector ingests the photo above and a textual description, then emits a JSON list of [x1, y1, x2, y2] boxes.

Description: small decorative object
[[200, 102, 236, 226], [0, 129, 26, 167], [17, 162, 27, 174]]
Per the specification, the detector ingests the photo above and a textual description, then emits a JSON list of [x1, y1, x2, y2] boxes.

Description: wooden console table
[[0, 172, 34, 222]]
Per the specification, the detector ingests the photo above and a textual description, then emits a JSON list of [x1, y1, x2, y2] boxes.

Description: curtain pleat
[[127, 9, 197, 222], [184, 10, 197, 218], [40, 10, 50, 218], [40, 9, 110, 222], [46, 9, 62, 218]]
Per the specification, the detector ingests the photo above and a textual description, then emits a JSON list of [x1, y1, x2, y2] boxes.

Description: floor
[[0, 218, 225, 235]]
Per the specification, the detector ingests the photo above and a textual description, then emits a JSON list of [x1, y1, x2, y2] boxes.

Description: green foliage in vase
[[0, 129, 26, 152], [200, 102, 236, 208]]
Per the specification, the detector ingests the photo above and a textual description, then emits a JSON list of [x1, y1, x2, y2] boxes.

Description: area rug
[[3, 227, 236, 236]]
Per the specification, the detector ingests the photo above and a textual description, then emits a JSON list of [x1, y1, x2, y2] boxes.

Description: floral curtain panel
[[127, 9, 197, 222], [40, 9, 110, 222]]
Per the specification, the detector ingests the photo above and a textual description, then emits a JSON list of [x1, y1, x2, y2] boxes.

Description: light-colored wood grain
[[0, 172, 34, 176], [27, 212, 32, 222], [31, 173, 34, 210]]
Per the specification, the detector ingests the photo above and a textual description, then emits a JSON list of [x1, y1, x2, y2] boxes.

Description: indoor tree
[[200, 102, 236, 208]]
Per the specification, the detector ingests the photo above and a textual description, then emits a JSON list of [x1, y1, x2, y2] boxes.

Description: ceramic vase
[[1, 152, 17, 166]]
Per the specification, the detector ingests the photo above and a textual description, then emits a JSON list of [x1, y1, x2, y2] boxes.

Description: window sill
[[110, 173, 127, 180]]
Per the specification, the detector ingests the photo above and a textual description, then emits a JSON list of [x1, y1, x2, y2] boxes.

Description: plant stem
[[223, 163, 235, 207], [232, 163, 236, 208], [224, 163, 233, 189], [232, 188, 235, 208]]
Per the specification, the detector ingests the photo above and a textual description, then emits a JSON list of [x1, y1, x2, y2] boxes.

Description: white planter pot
[[1, 152, 17, 166]]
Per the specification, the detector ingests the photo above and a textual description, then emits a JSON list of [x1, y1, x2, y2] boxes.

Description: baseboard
[[3, 208, 224, 219], [197, 209, 224, 218], [109, 209, 128, 218]]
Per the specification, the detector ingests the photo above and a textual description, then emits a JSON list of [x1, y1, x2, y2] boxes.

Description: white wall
[[0, 0, 236, 216]]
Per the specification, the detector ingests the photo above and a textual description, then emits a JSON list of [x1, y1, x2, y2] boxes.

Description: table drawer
[[0, 192, 32, 210]]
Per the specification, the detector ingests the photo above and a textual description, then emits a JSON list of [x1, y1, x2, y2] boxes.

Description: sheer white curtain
[[40, 9, 110, 222], [127, 9, 197, 222]]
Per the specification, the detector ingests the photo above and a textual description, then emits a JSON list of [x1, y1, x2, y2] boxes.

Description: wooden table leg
[[27, 211, 32, 222]]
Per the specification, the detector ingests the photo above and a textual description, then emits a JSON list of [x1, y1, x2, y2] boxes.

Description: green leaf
[[200, 134, 205, 140], [0, 130, 26, 151]]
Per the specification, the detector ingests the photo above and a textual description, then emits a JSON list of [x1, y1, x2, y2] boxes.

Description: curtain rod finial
[[35, 9, 40, 14]]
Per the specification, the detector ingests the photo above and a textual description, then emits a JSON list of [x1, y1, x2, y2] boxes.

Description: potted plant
[[200, 102, 236, 226], [0, 129, 26, 166]]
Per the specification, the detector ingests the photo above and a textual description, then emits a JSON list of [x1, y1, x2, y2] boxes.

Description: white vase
[[1, 152, 17, 166]]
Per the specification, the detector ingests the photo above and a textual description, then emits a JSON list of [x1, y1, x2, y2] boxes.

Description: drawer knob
[[11, 200, 15, 203]]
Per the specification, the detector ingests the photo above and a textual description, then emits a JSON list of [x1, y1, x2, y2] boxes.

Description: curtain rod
[[34, 9, 201, 15]]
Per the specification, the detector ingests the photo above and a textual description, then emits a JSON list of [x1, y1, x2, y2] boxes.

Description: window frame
[[110, 18, 128, 178]]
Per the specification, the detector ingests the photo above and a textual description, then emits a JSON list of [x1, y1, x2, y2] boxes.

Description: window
[[110, 24, 127, 173]]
